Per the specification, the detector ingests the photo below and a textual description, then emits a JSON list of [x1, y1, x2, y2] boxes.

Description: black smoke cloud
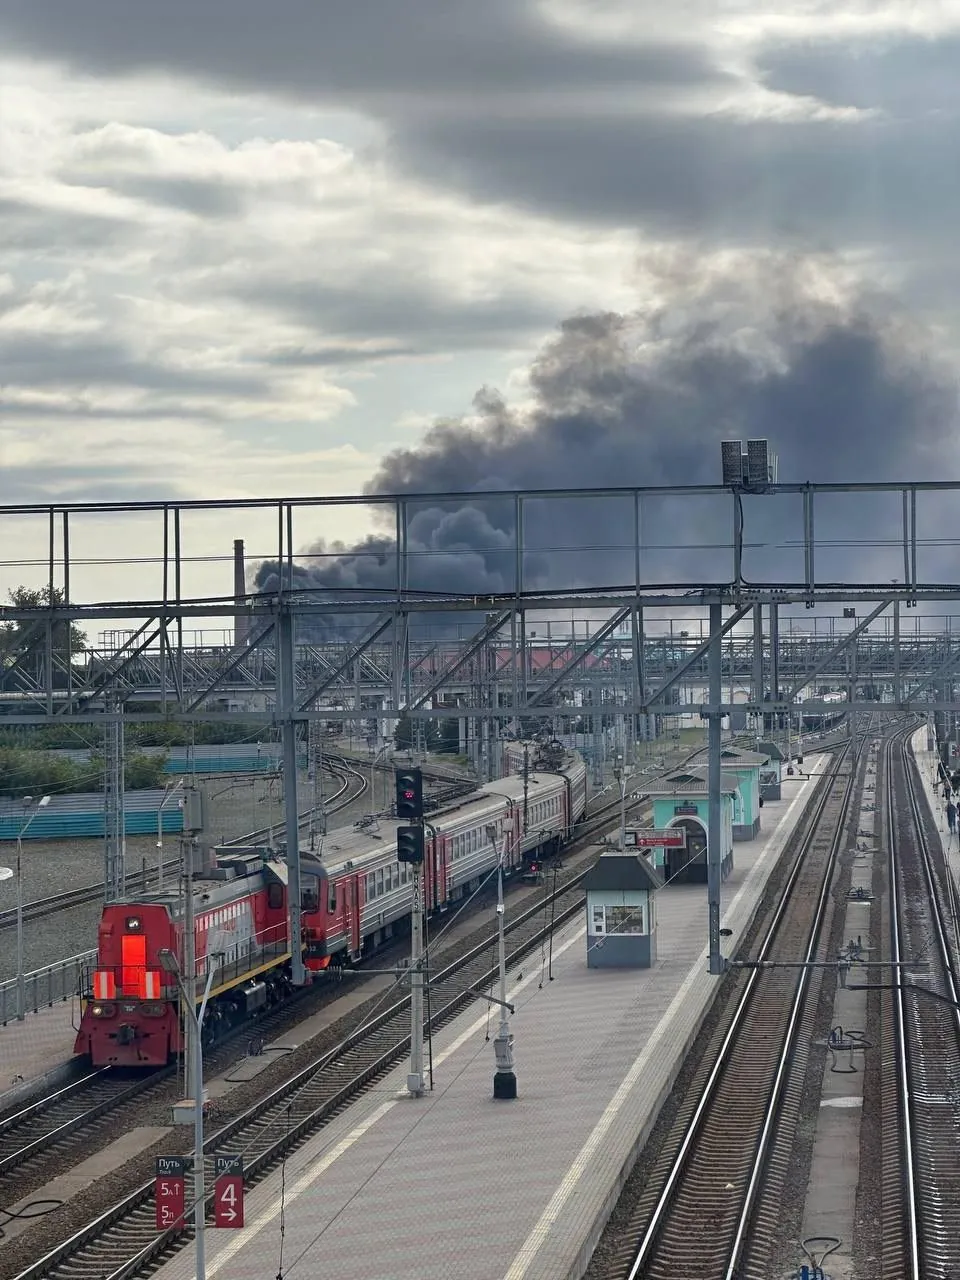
[[256, 258, 959, 635]]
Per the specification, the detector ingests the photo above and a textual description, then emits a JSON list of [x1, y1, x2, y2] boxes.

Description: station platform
[[910, 724, 957, 871], [149, 756, 827, 1280], [0, 1001, 80, 1113]]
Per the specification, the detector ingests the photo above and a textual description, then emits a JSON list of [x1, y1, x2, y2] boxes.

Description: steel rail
[[13, 852, 601, 1280], [621, 737, 857, 1280], [887, 727, 960, 1278]]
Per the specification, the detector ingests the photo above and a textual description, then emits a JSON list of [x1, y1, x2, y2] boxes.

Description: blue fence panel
[[0, 791, 186, 840]]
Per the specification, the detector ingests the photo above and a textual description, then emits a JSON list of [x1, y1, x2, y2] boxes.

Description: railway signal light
[[397, 825, 425, 864], [395, 767, 423, 820]]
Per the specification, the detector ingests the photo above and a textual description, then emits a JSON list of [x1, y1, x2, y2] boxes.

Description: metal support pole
[[15, 839, 24, 1021], [492, 836, 517, 1099], [708, 602, 724, 976], [408, 863, 425, 1096], [192, 1004, 206, 1280], [752, 603, 764, 743], [182, 835, 199, 1102], [278, 607, 305, 986]]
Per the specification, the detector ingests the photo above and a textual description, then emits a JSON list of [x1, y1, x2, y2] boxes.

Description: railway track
[[879, 727, 960, 1277], [589, 728, 875, 1280], [0, 778, 640, 1237], [9, 782, 652, 1280], [0, 1071, 172, 1185]]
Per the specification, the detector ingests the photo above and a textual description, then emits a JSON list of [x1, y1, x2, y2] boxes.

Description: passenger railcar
[[75, 750, 587, 1067]]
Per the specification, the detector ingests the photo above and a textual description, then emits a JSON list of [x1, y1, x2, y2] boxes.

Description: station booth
[[643, 768, 737, 883], [692, 745, 767, 840], [757, 740, 786, 803], [583, 852, 663, 969]]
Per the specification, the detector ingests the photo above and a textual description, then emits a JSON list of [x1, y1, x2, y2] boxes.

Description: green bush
[[0, 746, 169, 796]]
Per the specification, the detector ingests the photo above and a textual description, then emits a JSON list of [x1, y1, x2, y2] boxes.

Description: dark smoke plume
[[256, 255, 959, 635]]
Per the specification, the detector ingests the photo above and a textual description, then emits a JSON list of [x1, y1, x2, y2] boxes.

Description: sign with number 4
[[214, 1155, 244, 1229]]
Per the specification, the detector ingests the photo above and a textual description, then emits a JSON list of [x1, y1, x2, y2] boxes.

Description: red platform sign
[[155, 1156, 186, 1231], [214, 1155, 244, 1229], [626, 828, 687, 849]]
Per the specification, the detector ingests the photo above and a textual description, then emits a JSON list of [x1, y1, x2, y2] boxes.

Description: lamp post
[[486, 824, 517, 1100], [614, 755, 627, 851], [14, 796, 50, 1021], [369, 744, 389, 818], [158, 946, 219, 1280], [157, 778, 185, 893]]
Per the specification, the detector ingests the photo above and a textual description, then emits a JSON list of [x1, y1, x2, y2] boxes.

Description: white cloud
[[0, 56, 645, 514]]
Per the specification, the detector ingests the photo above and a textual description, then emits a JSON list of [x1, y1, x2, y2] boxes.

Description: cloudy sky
[[1, 0, 959, 610]]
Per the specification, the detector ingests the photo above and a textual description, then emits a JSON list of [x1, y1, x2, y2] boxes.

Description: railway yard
[[0, 717, 954, 1278]]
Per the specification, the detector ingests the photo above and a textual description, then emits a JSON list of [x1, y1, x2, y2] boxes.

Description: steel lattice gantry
[[5, 479, 960, 980]]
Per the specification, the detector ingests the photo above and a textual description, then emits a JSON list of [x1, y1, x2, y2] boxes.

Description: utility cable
[[275, 1102, 292, 1280]]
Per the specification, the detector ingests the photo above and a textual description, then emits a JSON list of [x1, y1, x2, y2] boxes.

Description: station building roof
[[644, 767, 740, 796], [584, 852, 664, 893]]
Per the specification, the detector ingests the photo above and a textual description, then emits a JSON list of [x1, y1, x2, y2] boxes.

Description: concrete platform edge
[[0, 1058, 80, 1114], [563, 767, 829, 1280]]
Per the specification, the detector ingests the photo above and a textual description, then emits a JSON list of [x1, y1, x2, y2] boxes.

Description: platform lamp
[[156, 777, 185, 893], [485, 823, 517, 1100], [158, 946, 221, 1280], [12, 796, 50, 1021]]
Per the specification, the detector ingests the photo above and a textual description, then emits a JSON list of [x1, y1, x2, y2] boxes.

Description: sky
[[1, 0, 960, 618]]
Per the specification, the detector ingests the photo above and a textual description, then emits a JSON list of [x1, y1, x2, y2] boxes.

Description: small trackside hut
[[692, 744, 768, 840], [644, 768, 737, 884], [757, 740, 786, 802], [584, 852, 663, 969]]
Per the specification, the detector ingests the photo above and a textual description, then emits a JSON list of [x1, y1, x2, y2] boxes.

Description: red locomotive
[[75, 750, 587, 1067]]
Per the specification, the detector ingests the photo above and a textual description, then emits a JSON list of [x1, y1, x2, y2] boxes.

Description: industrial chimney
[[234, 539, 249, 646]]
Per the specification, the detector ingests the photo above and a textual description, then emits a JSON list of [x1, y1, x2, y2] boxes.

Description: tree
[[0, 586, 87, 680]]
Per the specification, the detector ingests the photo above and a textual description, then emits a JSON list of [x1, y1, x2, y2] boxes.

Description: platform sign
[[155, 1156, 186, 1231], [214, 1155, 244, 1229], [674, 804, 699, 816], [626, 828, 687, 849]]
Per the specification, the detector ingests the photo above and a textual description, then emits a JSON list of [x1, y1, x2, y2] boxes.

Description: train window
[[376, 868, 384, 896], [367, 872, 375, 900], [302, 886, 318, 911], [328, 883, 337, 913], [267, 883, 284, 910]]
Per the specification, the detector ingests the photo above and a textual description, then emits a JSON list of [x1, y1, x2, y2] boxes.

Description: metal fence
[[0, 790, 186, 840], [0, 950, 95, 1025]]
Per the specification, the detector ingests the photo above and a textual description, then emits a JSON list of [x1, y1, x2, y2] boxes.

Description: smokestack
[[234, 538, 249, 646]]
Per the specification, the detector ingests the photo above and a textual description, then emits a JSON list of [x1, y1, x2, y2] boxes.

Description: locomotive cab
[[74, 902, 179, 1066]]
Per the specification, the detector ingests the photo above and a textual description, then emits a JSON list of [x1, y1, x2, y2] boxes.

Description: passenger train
[[74, 747, 587, 1068]]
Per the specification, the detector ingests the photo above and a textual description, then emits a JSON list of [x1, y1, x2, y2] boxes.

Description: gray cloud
[[393, 111, 960, 249], [245, 277, 561, 356], [0, 330, 267, 398], [0, 1, 727, 100], [256, 260, 960, 635], [0, 464, 192, 505], [4, 1, 956, 261], [0, 197, 133, 254], [62, 173, 248, 219], [758, 35, 960, 114]]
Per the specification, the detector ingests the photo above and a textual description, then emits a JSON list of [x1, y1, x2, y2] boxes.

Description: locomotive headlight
[[91, 1002, 116, 1017]]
